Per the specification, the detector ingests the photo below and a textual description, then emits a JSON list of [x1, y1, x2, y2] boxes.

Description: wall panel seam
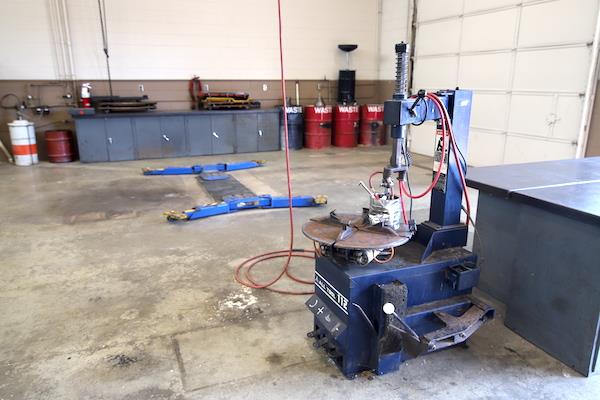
[[415, 42, 592, 59], [417, 0, 559, 25]]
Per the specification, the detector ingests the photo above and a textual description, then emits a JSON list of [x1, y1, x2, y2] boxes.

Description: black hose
[[97, 0, 113, 97], [0, 93, 21, 110]]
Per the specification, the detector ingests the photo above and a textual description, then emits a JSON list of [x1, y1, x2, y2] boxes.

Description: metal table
[[466, 157, 600, 377]]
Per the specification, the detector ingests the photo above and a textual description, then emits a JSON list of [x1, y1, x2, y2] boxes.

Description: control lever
[[358, 181, 376, 198]]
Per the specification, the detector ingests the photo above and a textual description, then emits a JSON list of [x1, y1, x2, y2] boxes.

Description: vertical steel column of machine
[[385, 43, 410, 188], [428, 91, 473, 227]]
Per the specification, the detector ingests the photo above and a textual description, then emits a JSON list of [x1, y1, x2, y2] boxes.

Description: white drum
[[8, 119, 38, 166]]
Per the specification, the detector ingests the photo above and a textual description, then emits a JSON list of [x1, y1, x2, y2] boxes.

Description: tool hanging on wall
[[97, 0, 113, 98]]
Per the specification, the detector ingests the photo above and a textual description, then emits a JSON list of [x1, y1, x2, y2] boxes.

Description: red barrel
[[304, 105, 332, 149], [45, 130, 75, 163], [360, 104, 386, 146], [333, 105, 359, 147]]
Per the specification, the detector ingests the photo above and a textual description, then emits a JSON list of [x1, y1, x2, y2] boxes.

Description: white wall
[[0, 0, 382, 80], [379, 0, 411, 79], [409, 0, 600, 166], [0, 1, 58, 79]]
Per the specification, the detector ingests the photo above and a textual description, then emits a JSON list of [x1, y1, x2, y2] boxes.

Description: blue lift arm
[[142, 160, 265, 175], [163, 194, 328, 222]]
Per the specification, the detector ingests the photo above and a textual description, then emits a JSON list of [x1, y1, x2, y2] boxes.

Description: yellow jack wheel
[[163, 210, 189, 221], [314, 195, 328, 205]]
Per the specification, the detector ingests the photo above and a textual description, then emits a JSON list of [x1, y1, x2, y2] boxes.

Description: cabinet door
[[134, 117, 162, 159], [105, 118, 135, 161], [160, 116, 186, 157], [235, 113, 258, 153], [211, 114, 235, 155], [258, 113, 280, 152], [75, 119, 109, 162], [187, 116, 212, 155]]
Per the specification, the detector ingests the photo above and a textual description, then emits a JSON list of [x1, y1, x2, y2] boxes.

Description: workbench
[[71, 109, 280, 162], [466, 157, 600, 376]]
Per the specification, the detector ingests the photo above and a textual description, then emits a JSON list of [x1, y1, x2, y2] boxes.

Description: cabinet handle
[[107, 137, 113, 145], [162, 134, 170, 141], [212, 132, 219, 139], [258, 129, 263, 137]]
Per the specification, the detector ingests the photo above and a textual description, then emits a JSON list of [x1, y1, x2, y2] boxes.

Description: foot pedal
[[425, 301, 493, 351]]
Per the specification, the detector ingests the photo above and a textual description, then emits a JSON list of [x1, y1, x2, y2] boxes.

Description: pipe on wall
[[47, 0, 76, 94], [58, 0, 76, 82], [48, 0, 66, 81]]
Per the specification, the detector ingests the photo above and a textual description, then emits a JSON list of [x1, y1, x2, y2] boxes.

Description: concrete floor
[[1, 147, 598, 400]]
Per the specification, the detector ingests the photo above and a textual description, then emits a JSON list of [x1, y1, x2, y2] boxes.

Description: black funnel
[[337, 44, 358, 104], [338, 44, 358, 52]]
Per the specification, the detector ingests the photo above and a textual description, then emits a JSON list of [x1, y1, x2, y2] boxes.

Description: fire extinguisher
[[81, 83, 92, 108]]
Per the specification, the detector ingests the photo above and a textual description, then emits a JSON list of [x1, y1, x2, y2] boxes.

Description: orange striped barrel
[[8, 120, 38, 166]]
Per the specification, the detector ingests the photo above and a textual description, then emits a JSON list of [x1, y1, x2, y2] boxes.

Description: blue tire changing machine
[[302, 43, 494, 378]]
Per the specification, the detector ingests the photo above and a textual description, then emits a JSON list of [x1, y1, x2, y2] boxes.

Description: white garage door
[[409, 0, 599, 166]]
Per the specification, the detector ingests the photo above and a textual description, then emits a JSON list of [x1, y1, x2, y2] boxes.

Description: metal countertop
[[70, 108, 280, 119], [466, 157, 600, 224]]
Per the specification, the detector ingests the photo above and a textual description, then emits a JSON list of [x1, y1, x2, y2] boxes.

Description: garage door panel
[[471, 93, 509, 131], [513, 47, 591, 92], [458, 53, 512, 90], [461, 9, 517, 52], [503, 135, 576, 164], [463, 0, 519, 13], [554, 96, 584, 141], [412, 1, 594, 163], [508, 94, 554, 137], [519, 0, 598, 47], [409, 122, 436, 157], [417, 0, 463, 22], [467, 129, 506, 166], [413, 57, 458, 89], [416, 20, 461, 56]]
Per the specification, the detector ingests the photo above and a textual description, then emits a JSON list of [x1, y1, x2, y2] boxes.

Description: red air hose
[[401, 93, 448, 199], [235, 6, 473, 293], [427, 93, 472, 224], [234, 0, 314, 295], [398, 93, 472, 225]]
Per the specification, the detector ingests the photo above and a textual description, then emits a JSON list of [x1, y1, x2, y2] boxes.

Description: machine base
[[305, 241, 494, 378]]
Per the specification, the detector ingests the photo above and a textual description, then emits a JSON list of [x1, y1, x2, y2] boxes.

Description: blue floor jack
[[164, 193, 328, 222], [302, 43, 494, 378], [142, 159, 327, 222], [142, 160, 265, 176]]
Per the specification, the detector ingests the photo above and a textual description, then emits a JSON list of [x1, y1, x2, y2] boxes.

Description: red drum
[[304, 105, 332, 149], [333, 105, 359, 148], [45, 130, 75, 163], [359, 104, 386, 146]]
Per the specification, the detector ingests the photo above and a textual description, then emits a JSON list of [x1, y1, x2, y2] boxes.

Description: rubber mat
[[198, 175, 255, 202]]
